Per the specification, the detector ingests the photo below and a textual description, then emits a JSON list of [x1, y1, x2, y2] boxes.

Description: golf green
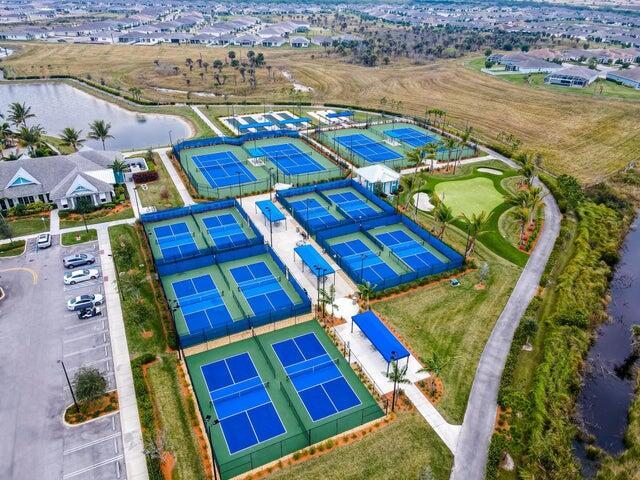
[[434, 177, 503, 217]]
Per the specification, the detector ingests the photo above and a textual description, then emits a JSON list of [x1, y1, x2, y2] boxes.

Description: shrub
[[132, 170, 159, 184], [12, 204, 27, 216], [0, 240, 25, 253]]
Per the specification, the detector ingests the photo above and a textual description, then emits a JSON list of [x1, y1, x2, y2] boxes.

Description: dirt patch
[[416, 376, 444, 405], [161, 452, 176, 480], [141, 330, 154, 338], [321, 314, 347, 328], [474, 283, 486, 290], [241, 414, 397, 479], [64, 390, 119, 424], [494, 406, 512, 436]]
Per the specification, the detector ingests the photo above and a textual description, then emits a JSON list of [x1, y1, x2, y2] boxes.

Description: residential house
[[544, 66, 599, 87], [261, 36, 286, 47], [290, 36, 310, 48], [606, 68, 640, 89], [0, 151, 121, 211]]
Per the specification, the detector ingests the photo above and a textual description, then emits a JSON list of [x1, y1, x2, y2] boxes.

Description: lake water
[[0, 82, 192, 151], [574, 214, 640, 477]]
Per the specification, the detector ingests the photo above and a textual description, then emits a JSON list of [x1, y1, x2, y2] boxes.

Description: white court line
[[64, 318, 106, 331], [63, 342, 110, 358], [64, 330, 110, 344], [63, 432, 121, 455], [63, 455, 123, 478]]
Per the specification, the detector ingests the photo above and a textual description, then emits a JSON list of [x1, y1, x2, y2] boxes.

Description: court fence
[[154, 242, 312, 348], [315, 214, 464, 292], [172, 129, 301, 158], [210, 381, 384, 480]]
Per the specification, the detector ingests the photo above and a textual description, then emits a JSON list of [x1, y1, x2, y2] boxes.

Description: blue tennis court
[[202, 213, 250, 250], [331, 238, 398, 285], [172, 274, 232, 333], [153, 222, 198, 259], [384, 127, 437, 148], [192, 151, 256, 188], [272, 333, 361, 422], [326, 191, 379, 220], [375, 229, 445, 271], [248, 143, 324, 175], [230, 261, 295, 316], [202, 352, 286, 454], [289, 198, 341, 230], [335, 134, 402, 163]]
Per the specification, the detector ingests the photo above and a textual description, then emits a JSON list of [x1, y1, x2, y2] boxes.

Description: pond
[[0, 81, 193, 151], [574, 214, 640, 477]]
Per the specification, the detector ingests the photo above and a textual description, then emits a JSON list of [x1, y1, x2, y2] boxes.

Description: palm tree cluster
[[506, 184, 545, 249], [172, 50, 269, 91], [0, 102, 115, 160]]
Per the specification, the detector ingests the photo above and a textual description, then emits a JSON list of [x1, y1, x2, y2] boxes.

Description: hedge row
[[132, 170, 159, 184]]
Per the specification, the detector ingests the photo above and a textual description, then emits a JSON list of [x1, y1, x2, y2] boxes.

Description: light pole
[[236, 171, 242, 204], [360, 253, 366, 283], [168, 129, 173, 146], [265, 206, 273, 246], [58, 360, 79, 413]]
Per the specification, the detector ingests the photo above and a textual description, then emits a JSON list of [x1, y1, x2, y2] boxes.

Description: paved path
[[191, 105, 224, 136], [125, 182, 141, 219], [96, 226, 148, 480], [157, 149, 195, 206], [50, 209, 60, 235], [450, 148, 561, 480]]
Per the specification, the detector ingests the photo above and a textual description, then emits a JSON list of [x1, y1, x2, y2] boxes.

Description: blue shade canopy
[[294, 244, 335, 277], [255, 200, 286, 222], [351, 310, 410, 363]]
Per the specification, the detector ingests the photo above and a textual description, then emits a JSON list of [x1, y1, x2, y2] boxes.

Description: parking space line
[[64, 330, 110, 344], [63, 455, 123, 479], [63, 432, 121, 455], [64, 319, 106, 331], [63, 343, 111, 358], [67, 358, 111, 372]]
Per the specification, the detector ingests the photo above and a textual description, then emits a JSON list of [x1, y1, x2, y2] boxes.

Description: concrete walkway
[[49, 209, 60, 235], [125, 182, 141, 219], [450, 150, 562, 479], [191, 105, 224, 136], [157, 149, 195, 206], [399, 155, 495, 176], [96, 225, 149, 480]]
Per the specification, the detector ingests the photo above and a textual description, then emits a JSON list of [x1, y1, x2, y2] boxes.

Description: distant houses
[[495, 53, 563, 74]]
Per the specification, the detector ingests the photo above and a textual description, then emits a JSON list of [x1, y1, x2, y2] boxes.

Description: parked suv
[[64, 268, 99, 285], [67, 294, 104, 311], [62, 253, 95, 269]]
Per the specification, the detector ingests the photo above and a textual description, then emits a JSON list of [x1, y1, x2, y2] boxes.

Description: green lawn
[[266, 412, 453, 480], [61, 229, 97, 246], [136, 153, 184, 209], [59, 207, 134, 229], [0, 240, 26, 257], [374, 242, 520, 424], [434, 177, 504, 217], [5, 216, 50, 236], [43, 135, 76, 155]]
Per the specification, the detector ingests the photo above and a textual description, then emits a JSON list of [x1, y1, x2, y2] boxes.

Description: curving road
[[450, 148, 562, 480]]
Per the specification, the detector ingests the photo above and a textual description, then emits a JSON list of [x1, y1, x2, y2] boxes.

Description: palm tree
[[443, 137, 458, 172], [59, 127, 85, 151], [109, 158, 127, 173], [418, 351, 450, 379], [0, 122, 13, 149], [520, 160, 535, 187], [453, 128, 472, 174], [18, 125, 44, 156], [128, 87, 142, 101], [356, 282, 375, 310], [8, 102, 35, 128], [406, 146, 423, 182], [1, 151, 23, 161], [509, 206, 531, 248], [319, 284, 338, 318], [423, 142, 439, 172], [433, 203, 455, 239], [88, 120, 113, 150], [461, 211, 489, 257], [385, 361, 411, 412]]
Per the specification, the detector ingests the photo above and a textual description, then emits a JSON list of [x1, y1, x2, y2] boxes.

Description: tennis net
[[178, 290, 223, 308], [286, 357, 339, 381], [213, 380, 269, 404]]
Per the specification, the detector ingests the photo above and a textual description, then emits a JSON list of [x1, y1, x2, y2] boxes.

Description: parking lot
[[0, 235, 127, 480]]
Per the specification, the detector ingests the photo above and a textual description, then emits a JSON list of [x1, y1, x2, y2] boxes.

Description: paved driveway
[[0, 236, 127, 480]]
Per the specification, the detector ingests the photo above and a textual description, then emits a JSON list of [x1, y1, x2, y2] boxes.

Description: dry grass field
[[3, 42, 639, 182]]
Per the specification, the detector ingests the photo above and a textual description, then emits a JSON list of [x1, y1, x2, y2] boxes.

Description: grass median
[[61, 229, 97, 246]]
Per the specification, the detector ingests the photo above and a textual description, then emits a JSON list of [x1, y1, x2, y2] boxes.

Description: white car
[[64, 268, 100, 285], [37, 233, 52, 249], [67, 294, 104, 311]]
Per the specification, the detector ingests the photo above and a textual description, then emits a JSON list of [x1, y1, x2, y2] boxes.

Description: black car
[[77, 307, 102, 319]]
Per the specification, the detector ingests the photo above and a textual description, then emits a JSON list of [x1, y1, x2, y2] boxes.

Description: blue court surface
[[202, 213, 250, 250], [289, 197, 341, 230], [202, 352, 286, 454], [331, 238, 398, 285], [172, 274, 233, 333], [153, 222, 198, 259], [230, 261, 295, 316], [272, 333, 361, 422], [384, 127, 437, 148], [375, 229, 445, 271], [248, 143, 324, 175], [335, 134, 402, 163], [325, 191, 379, 220], [192, 151, 256, 188]]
